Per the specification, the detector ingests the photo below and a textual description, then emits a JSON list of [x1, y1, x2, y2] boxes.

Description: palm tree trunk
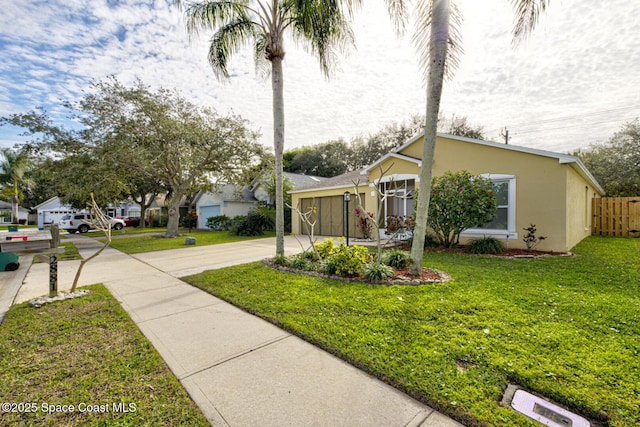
[[272, 56, 285, 256], [409, 0, 450, 275]]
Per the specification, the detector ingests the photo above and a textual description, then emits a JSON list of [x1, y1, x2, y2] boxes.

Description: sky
[[1, 0, 639, 156]]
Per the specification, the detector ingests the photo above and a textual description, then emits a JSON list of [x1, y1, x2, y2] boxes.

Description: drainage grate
[[510, 389, 590, 427]]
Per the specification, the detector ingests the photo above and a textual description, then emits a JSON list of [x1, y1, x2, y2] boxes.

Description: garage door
[[199, 205, 221, 228], [299, 194, 365, 238]]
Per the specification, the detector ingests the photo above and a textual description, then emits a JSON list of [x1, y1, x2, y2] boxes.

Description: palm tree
[[383, 0, 550, 274], [0, 148, 34, 223], [176, 0, 359, 256]]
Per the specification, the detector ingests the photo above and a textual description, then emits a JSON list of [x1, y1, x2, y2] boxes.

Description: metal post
[[49, 224, 59, 297], [343, 191, 351, 246]]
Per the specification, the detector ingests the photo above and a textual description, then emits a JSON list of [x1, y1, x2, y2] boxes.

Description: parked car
[[59, 213, 125, 233], [115, 216, 143, 227]]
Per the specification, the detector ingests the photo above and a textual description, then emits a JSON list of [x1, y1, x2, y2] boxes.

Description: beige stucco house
[[290, 133, 605, 252]]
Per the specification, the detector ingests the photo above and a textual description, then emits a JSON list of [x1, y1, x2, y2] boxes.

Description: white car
[[59, 213, 125, 233]]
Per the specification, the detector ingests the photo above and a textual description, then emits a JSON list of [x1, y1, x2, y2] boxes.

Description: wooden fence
[[592, 197, 640, 237]]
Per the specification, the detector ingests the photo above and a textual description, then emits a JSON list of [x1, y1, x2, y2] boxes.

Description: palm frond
[[510, 0, 550, 43], [182, 1, 252, 36], [253, 35, 271, 79], [412, 0, 463, 86], [207, 16, 258, 79], [285, 0, 356, 77], [384, 0, 409, 34]]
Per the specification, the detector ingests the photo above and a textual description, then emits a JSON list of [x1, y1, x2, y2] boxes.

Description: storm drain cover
[[511, 389, 590, 427]]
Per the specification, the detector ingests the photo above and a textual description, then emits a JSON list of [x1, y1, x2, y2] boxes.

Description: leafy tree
[[1, 109, 132, 209], [443, 114, 485, 140], [76, 78, 262, 237], [286, 140, 351, 177], [177, 0, 359, 256], [382, 0, 550, 274], [0, 148, 35, 222], [425, 170, 497, 247], [575, 119, 640, 196]]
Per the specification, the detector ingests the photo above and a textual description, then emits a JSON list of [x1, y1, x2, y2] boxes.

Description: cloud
[[1, 0, 639, 154]]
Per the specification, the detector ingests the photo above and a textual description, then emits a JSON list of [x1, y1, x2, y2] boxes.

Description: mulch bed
[[263, 259, 450, 286]]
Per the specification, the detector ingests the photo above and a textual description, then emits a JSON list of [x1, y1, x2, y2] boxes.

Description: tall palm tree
[[0, 148, 34, 223], [385, 0, 550, 274], [176, 0, 359, 256]]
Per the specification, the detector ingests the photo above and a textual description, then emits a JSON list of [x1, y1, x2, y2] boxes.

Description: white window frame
[[461, 174, 518, 240]]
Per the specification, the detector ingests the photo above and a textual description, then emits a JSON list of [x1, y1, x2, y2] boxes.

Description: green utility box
[[0, 252, 20, 271]]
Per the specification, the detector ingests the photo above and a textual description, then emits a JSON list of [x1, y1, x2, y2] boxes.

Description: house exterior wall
[[565, 166, 600, 250], [424, 135, 569, 251], [292, 135, 603, 252], [195, 191, 256, 228]]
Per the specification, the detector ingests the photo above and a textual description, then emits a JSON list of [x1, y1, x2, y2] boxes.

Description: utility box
[[185, 237, 196, 245]]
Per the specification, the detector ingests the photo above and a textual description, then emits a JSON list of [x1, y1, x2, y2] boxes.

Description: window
[[379, 177, 416, 221], [463, 174, 517, 239]]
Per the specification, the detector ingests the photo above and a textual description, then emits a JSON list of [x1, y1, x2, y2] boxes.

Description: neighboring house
[[195, 174, 329, 229], [252, 172, 328, 205], [290, 133, 605, 252], [0, 200, 29, 223], [194, 185, 257, 229], [33, 196, 140, 228], [33, 197, 77, 228]]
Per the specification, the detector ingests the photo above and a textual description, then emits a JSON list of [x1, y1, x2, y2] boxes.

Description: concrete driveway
[[132, 235, 305, 278]]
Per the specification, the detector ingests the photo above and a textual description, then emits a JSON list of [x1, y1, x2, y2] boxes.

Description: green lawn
[[183, 236, 640, 427], [103, 230, 276, 254], [0, 284, 208, 426]]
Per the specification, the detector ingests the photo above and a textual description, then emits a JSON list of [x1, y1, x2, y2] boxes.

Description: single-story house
[[33, 196, 140, 228], [252, 172, 328, 205], [290, 132, 605, 252], [194, 185, 258, 229], [0, 200, 30, 223], [195, 174, 329, 229]]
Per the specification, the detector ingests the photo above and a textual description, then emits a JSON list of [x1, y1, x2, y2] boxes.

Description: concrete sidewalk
[[13, 235, 463, 427]]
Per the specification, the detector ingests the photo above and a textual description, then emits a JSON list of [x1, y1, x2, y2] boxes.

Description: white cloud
[[1, 0, 639, 154]]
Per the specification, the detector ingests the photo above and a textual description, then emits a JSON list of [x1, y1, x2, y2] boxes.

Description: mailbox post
[[343, 191, 351, 246]]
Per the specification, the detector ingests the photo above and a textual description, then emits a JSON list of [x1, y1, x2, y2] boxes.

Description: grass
[[183, 236, 640, 427], [0, 284, 209, 426], [104, 230, 276, 254], [33, 241, 82, 264]]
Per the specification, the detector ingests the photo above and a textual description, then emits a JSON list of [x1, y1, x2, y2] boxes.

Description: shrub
[[180, 210, 198, 229], [314, 238, 335, 259], [522, 224, 547, 251], [230, 212, 263, 236], [273, 254, 288, 266], [206, 215, 231, 231], [323, 243, 368, 276], [466, 237, 505, 254], [363, 262, 394, 282], [151, 214, 168, 227], [425, 170, 497, 247], [354, 208, 374, 239], [290, 255, 309, 270], [250, 205, 276, 231], [382, 249, 411, 269]]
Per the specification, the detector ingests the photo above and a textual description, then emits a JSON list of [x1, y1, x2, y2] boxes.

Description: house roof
[[368, 132, 605, 195], [289, 170, 368, 193], [283, 172, 328, 188], [194, 184, 258, 204], [0, 200, 29, 212], [218, 184, 258, 202]]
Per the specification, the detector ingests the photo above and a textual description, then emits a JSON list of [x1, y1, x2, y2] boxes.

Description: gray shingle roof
[[290, 170, 368, 192]]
